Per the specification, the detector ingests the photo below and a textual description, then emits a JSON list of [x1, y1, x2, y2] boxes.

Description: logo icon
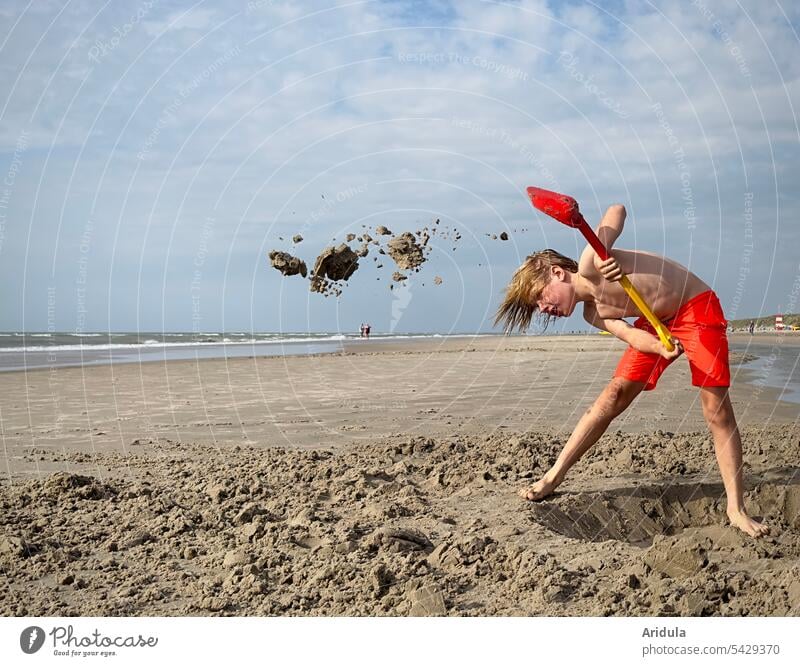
[[20, 626, 45, 654]]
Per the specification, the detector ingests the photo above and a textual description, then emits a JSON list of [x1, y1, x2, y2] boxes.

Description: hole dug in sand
[[529, 470, 800, 547]]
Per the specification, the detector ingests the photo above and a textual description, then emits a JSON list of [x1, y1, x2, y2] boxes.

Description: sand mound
[[42, 472, 117, 500], [2, 424, 799, 617]]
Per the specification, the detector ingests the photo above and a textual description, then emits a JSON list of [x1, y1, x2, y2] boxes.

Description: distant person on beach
[[365, 323, 371, 339], [360, 323, 365, 338], [495, 204, 768, 538], [748, 320, 755, 335]]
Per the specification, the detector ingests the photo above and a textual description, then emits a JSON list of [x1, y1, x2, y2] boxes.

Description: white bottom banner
[[2, 617, 798, 665]]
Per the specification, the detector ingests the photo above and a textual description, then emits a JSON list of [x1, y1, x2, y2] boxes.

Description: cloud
[[142, 7, 218, 37]]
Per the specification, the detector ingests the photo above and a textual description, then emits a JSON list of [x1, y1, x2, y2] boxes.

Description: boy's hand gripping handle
[[526, 187, 675, 352]]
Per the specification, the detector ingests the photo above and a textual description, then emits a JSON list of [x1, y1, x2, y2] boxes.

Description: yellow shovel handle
[[619, 276, 675, 352]]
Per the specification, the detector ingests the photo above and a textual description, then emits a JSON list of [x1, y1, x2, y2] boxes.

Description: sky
[[0, 0, 798, 334]]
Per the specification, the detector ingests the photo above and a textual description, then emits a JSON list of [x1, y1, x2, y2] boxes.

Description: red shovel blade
[[527, 186, 609, 260], [526, 187, 582, 228]]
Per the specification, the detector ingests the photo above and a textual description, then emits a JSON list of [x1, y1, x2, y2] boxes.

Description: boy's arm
[[579, 205, 627, 280], [595, 204, 626, 251], [583, 303, 682, 359]]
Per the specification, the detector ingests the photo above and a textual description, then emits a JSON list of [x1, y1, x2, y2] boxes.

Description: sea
[[730, 338, 800, 404], [0, 331, 486, 372]]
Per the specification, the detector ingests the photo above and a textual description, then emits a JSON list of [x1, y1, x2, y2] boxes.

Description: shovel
[[527, 186, 675, 352]]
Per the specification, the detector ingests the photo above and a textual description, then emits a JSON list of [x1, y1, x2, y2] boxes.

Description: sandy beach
[[1, 333, 799, 616]]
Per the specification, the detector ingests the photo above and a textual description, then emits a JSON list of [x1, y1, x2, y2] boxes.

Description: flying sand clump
[[386, 232, 426, 271], [309, 244, 360, 296], [268, 250, 307, 278], [267, 216, 486, 296]]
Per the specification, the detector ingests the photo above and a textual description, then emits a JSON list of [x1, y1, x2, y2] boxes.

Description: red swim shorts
[[613, 290, 730, 391]]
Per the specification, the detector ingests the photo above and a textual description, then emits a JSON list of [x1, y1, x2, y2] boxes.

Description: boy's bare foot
[[727, 508, 770, 538], [518, 475, 559, 502]]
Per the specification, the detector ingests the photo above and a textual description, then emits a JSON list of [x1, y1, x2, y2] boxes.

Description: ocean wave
[[0, 335, 350, 353], [0, 332, 497, 353]]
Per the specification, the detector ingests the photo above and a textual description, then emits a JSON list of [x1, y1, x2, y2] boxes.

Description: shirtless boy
[[495, 204, 769, 538]]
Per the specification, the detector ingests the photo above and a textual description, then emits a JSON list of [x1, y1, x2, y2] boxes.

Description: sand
[[1, 334, 799, 616]]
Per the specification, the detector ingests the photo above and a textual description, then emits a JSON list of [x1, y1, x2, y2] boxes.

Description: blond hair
[[494, 249, 578, 333]]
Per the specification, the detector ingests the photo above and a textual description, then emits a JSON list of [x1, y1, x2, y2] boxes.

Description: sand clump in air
[[386, 232, 427, 271], [310, 244, 360, 296], [268, 251, 307, 278], [267, 217, 475, 294]]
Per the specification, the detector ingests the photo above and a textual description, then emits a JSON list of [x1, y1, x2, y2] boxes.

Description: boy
[[495, 204, 769, 538]]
